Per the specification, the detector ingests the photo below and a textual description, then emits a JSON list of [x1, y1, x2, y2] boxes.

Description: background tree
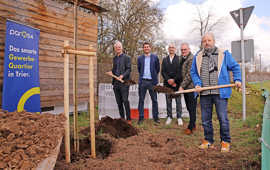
[[192, 6, 224, 48], [98, 0, 165, 61]]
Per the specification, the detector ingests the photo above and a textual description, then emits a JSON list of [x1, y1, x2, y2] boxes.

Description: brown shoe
[[192, 126, 196, 131], [184, 128, 192, 135]]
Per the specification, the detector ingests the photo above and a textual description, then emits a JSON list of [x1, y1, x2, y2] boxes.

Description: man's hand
[[168, 79, 175, 85], [119, 75, 124, 80], [235, 81, 242, 92], [195, 85, 202, 92]]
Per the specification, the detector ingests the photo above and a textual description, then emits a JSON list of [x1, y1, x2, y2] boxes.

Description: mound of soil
[[0, 110, 65, 169], [96, 116, 138, 138]]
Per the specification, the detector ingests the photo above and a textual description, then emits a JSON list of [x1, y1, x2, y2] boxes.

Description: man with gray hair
[[108, 41, 132, 124], [179, 42, 197, 134], [161, 43, 183, 126], [190, 33, 241, 152]]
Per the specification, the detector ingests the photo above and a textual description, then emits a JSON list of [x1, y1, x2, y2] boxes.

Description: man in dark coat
[[161, 43, 183, 126], [109, 41, 131, 124]]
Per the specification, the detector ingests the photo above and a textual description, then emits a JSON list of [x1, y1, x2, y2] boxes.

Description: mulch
[[0, 110, 66, 169]]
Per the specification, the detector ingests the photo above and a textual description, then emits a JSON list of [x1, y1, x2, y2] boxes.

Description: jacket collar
[[196, 48, 225, 77]]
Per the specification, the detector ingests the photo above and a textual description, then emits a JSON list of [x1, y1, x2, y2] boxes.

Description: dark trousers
[[184, 92, 197, 130], [113, 85, 131, 120], [200, 95, 230, 143], [165, 94, 182, 118], [138, 80, 159, 121]]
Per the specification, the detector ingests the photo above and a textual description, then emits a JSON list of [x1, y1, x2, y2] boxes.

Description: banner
[[2, 20, 41, 112], [98, 83, 188, 119]]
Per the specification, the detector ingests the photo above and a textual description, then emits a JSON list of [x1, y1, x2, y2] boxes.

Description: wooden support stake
[[73, 0, 79, 153], [62, 49, 96, 56], [64, 40, 71, 163], [89, 46, 96, 158]]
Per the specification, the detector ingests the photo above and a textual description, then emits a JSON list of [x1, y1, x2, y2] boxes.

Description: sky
[[151, 0, 270, 69]]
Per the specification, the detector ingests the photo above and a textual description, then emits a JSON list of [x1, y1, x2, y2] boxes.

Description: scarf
[[203, 47, 218, 73]]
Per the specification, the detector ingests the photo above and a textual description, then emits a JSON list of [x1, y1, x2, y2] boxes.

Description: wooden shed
[[0, 0, 105, 111]]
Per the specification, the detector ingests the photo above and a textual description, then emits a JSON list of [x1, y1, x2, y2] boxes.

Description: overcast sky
[[151, 0, 270, 68]]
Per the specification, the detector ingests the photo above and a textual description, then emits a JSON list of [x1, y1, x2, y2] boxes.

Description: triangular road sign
[[230, 6, 254, 30]]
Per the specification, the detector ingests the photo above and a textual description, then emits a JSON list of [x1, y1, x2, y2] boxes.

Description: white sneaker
[[165, 117, 172, 125], [177, 118, 183, 126]]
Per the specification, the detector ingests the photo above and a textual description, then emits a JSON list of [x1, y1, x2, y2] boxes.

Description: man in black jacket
[[161, 44, 183, 126], [109, 41, 131, 124]]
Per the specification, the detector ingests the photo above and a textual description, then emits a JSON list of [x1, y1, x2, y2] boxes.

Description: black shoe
[[154, 119, 160, 124], [137, 119, 144, 125]]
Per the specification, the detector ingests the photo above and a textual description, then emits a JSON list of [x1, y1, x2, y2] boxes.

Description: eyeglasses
[[181, 49, 188, 51]]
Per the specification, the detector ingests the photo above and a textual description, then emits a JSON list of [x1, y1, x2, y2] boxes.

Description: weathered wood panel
[[0, 0, 99, 107]]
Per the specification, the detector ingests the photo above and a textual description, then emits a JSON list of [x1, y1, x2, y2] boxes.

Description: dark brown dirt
[[54, 129, 260, 170], [0, 110, 65, 169], [153, 85, 174, 94], [95, 116, 138, 138]]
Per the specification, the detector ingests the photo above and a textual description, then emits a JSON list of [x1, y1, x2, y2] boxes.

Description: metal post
[[240, 8, 246, 121]]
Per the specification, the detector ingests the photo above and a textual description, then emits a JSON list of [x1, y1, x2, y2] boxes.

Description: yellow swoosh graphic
[[17, 87, 40, 112]]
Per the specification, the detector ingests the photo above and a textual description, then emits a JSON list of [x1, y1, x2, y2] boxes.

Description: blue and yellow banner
[[2, 20, 41, 112]]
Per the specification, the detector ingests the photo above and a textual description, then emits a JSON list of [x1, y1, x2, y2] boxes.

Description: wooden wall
[[0, 0, 99, 107]]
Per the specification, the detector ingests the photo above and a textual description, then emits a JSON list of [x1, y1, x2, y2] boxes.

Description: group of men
[[109, 33, 242, 152]]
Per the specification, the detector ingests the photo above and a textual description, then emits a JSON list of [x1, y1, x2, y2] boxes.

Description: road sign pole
[[240, 8, 246, 121]]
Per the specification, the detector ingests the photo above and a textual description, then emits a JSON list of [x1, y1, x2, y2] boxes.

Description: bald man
[[190, 33, 242, 152]]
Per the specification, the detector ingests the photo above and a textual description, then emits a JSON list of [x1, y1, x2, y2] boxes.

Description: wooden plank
[[63, 40, 70, 163], [89, 49, 96, 158], [0, 0, 98, 25], [0, 1, 98, 32]]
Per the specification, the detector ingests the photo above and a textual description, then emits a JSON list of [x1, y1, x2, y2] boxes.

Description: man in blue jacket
[[137, 42, 160, 125], [190, 33, 242, 152]]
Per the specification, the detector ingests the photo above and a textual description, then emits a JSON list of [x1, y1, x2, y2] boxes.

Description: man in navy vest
[[137, 42, 160, 125]]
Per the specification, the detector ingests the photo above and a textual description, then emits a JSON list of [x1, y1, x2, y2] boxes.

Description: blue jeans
[[138, 80, 159, 121], [200, 95, 230, 143]]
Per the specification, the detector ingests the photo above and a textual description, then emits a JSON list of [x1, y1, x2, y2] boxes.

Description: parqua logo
[[9, 29, 34, 39]]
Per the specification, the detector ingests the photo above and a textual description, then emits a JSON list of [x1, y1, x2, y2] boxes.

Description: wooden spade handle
[[174, 84, 236, 94], [105, 72, 124, 83]]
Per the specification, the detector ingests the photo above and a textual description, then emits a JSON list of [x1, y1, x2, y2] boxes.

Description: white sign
[[98, 83, 188, 119]]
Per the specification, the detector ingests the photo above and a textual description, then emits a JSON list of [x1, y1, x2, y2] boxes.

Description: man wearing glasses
[[179, 43, 197, 134]]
